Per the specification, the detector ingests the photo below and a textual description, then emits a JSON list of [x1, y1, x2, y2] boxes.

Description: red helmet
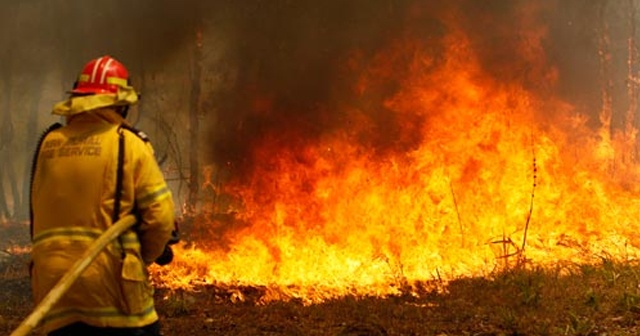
[[71, 56, 130, 95]]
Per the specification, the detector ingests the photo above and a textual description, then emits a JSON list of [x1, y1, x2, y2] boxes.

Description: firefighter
[[29, 55, 175, 336]]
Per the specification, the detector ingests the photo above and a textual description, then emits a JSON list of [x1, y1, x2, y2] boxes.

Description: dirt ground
[[4, 222, 640, 336], [4, 257, 640, 336], [0, 261, 455, 336], [0, 263, 530, 336], [0, 223, 436, 336], [0, 254, 455, 336]]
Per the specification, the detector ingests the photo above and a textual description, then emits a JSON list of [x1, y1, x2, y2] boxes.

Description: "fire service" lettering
[[57, 146, 102, 157], [40, 136, 103, 158]]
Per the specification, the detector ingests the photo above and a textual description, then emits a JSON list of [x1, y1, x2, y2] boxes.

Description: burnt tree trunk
[[0, 76, 19, 220], [0, 84, 11, 220], [188, 27, 203, 213], [626, 0, 639, 162], [597, 1, 613, 139], [18, 78, 43, 220]]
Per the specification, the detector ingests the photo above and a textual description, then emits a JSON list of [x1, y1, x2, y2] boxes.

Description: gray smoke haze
[[0, 0, 205, 80], [0, 0, 208, 220], [202, 0, 624, 178], [0, 0, 634, 200]]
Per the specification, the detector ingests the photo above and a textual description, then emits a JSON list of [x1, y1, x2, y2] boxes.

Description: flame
[[153, 3, 640, 304]]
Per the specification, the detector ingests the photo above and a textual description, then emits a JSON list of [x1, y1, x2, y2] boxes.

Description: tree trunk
[[625, 0, 639, 162], [187, 27, 203, 213], [0, 66, 14, 219], [597, 1, 613, 139], [0, 100, 9, 219], [18, 79, 44, 220]]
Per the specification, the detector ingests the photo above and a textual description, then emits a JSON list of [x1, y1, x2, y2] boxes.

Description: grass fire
[[3, 0, 640, 335]]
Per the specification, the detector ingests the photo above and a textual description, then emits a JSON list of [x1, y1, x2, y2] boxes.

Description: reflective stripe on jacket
[[30, 110, 175, 333]]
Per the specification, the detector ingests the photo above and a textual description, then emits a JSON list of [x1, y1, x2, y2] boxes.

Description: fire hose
[[10, 214, 137, 336]]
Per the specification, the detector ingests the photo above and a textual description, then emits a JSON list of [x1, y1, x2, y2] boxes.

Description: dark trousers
[[48, 321, 161, 336]]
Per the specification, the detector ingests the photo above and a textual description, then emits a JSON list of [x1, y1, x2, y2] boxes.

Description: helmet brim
[[69, 87, 113, 95]]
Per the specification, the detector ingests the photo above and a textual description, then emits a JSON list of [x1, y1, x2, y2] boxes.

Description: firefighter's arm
[[137, 192, 175, 264], [130, 136, 175, 264]]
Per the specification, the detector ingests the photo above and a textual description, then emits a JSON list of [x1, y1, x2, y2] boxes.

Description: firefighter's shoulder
[[119, 124, 150, 143]]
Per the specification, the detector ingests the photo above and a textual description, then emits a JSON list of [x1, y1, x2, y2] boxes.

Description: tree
[[187, 26, 203, 214]]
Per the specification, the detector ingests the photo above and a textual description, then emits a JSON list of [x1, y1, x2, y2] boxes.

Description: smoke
[[204, 1, 422, 171], [0, 0, 208, 219], [0, 0, 206, 84], [0, 0, 632, 182], [203, 1, 624, 176]]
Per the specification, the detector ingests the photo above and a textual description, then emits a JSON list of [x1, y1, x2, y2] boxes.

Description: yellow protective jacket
[[30, 109, 175, 333]]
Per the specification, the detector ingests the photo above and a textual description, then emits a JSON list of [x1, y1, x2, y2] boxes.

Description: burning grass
[[174, 2, 640, 307], [118, 257, 640, 334], [4, 3, 640, 335], [3, 239, 640, 335]]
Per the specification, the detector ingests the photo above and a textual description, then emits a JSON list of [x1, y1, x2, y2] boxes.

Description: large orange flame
[[153, 3, 640, 303]]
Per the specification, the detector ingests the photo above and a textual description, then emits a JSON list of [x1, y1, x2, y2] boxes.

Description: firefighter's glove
[[167, 229, 180, 245], [155, 220, 180, 266], [154, 245, 174, 266], [154, 229, 179, 266]]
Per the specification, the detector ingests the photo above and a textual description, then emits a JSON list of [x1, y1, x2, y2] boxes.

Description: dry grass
[[155, 258, 640, 335], [3, 239, 640, 335]]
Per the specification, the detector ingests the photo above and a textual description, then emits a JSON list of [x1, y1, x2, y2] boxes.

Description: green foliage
[[496, 306, 519, 332], [619, 292, 640, 313], [565, 312, 595, 336], [583, 288, 599, 310], [600, 255, 622, 287], [160, 291, 194, 317]]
